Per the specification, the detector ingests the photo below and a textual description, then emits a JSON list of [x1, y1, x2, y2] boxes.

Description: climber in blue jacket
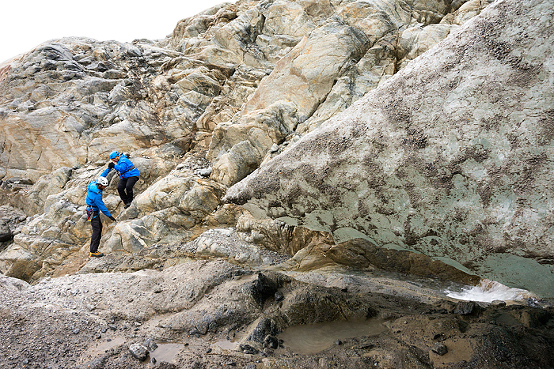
[[106, 151, 140, 208], [86, 175, 116, 257]]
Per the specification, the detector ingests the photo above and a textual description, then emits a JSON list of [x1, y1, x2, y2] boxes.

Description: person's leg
[[117, 178, 128, 204], [124, 176, 139, 205], [90, 217, 102, 253]]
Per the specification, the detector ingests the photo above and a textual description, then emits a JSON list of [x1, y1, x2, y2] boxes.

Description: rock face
[[225, 0, 554, 297], [0, 0, 498, 286], [207, 0, 495, 186]]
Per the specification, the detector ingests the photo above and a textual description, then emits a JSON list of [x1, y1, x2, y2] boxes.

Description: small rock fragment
[[432, 343, 448, 356], [129, 343, 148, 361]]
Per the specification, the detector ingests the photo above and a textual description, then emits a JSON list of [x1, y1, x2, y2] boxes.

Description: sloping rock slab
[[224, 0, 554, 298]]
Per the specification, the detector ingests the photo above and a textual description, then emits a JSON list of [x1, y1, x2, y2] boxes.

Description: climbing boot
[[90, 252, 104, 257]]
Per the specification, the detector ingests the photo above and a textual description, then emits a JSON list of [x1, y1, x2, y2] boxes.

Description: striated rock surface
[[225, 0, 554, 297], [207, 0, 495, 186]]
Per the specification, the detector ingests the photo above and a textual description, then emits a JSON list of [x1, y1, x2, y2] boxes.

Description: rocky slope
[[0, 0, 499, 286], [1, 0, 554, 368]]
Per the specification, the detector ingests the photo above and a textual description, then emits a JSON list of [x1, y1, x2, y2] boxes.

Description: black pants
[[117, 176, 139, 205], [90, 216, 102, 253]]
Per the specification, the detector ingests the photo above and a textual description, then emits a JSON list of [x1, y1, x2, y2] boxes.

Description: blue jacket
[[109, 154, 139, 179], [86, 178, 112, 218]]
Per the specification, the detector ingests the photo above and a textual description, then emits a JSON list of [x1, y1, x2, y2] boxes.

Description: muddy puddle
[[86, 336, 126, 357], [149, 343, 184, 364], [215, 339, 239, 351], [79, 336, 127, 365], [278, 318, 387, 355]]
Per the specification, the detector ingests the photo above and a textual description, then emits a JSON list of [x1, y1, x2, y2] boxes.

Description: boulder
[[128, 343, 148, 361]]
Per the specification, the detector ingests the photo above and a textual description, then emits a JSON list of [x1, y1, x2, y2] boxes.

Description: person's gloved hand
[[108, 162, 115, 169], [109, 216, 116, 222]]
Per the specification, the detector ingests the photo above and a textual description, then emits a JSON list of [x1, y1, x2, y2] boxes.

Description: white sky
[[0, 0, 234, 63]]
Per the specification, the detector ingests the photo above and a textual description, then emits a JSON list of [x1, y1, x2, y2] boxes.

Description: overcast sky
[[1, 0, 234, 63]]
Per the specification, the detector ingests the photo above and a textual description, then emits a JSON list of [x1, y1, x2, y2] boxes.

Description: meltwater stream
[[445, 279, 536, 303]]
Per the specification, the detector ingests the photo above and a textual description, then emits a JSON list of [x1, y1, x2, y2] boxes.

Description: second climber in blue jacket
[[86, 175, 116, 257], [106, 151, 140, 208]]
